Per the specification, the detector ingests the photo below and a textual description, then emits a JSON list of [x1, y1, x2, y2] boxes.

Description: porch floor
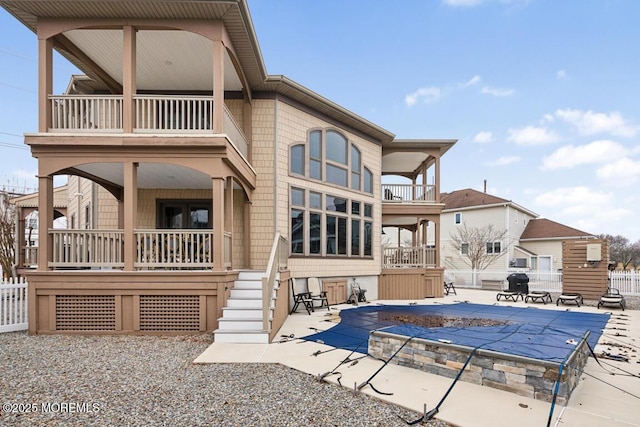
[[194, 288, 640, 427]]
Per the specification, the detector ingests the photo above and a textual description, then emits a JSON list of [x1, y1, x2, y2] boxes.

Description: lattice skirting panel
[[56, 295, 117, 331], [139, 295, 201, 331]]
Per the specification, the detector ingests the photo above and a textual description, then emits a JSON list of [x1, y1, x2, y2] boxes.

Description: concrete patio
[[195, 288, 640, 427]]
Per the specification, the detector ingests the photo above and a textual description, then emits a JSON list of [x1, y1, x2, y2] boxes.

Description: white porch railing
[[1, 277, 28, 333], [382, 184, 435, 203], [382, 246, 436, 268], [134, 95, 213, 132], [134, 230, 214, 269], [50, 229, 125, 268], [50, 95, 123, 131]]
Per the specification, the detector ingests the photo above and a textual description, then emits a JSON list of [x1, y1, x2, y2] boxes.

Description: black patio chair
[[289, 278, 313, 315]]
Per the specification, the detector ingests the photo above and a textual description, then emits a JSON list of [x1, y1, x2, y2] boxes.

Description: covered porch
[[379, 139, 454, 299]]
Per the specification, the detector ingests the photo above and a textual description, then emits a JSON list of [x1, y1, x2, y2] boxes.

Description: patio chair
[[444, 280, 457, 296], [597, 287, 626, 311], [307, 277, 330, 311], [289, 278, 313, 315]]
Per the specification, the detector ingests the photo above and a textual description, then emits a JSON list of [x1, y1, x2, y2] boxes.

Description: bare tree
[[599, 234, 640, 270], [450, 223, 509, 285], [0, 187, 17, 278]]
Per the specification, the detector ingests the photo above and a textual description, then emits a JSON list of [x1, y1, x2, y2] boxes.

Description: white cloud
[[405, 87, 441, 106], [556, 70, 568, 80], [507, 126, 559, 145], [462, 75, 481, 87], [555, 108, 638, 137], [481, 86, 515, 97], [487, 156, 521, 166], [596, 158, 640, 186], [541, 114, 555, 124], [541, 140, 628, 170], [473, 131, 493, 143], [535, 187, 611, 207]]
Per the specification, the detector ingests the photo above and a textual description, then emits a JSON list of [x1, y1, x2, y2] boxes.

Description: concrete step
[[230, 288, 262, 299], [233, 280, 263, 290], [222, 307, 262, 319], [237, 270, 266, 281], [217, 318, 265, 331], [213, 329, 269, 344], [226, 298, 262, 309]]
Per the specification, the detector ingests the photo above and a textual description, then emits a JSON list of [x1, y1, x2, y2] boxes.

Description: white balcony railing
[[382, 184, 435, 203], [134, 95, 213, 132], [48, 95, 250, 159], [50, 95, 123, 131], [383, 246, 436, 268]]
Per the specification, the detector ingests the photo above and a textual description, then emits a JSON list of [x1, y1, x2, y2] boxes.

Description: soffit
[[0, 0, 266, 88]]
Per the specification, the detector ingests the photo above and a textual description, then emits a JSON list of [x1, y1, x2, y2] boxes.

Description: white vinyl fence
[[445, 269, 640, 296], [1, 277, 28, 333]]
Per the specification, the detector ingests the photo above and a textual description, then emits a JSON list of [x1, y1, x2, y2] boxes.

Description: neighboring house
[[3, 0, 456, 339], [440, 188, 595, 272]]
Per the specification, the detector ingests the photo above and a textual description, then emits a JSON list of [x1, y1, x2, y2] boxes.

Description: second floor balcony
[[382, 183, 436, 203], [48, 94, 249, 159]]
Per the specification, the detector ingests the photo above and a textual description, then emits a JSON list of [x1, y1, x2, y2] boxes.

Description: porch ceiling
[[382, 152, 429, 176], [64, 29, 243, 92], [73, 163, 213, 190], [0, 0, 266, 91], [381, 139, 457, 176]]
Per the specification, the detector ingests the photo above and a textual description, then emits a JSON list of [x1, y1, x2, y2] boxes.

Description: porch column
[[224, 177, 234, 268], [244, 200, 252, 269], [123, 162, 138, 271], [37, 176, 54, 271], [212, 178, 225, 270], [15, 208, 24, 269], [123, 25, 137, 133], [37, 37, 53, 132], [435, 220, 441, 268], [434, 155, 441, 203], [212, 40, 224, 133]]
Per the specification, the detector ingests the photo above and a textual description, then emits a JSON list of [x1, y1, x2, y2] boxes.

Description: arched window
[[289, 129, 374, 194]]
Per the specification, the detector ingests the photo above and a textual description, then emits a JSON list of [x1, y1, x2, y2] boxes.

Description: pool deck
[[195, 288, 640, 427]]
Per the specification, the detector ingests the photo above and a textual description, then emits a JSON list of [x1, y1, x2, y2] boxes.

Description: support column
[[212, 178, 225, 270], [15, 209, 24, 270], [435, 220, 441, 268], [224, 177, 234, 269], [37, 37, 53, 132], [434, 155, 441, 203], [212, 40, 225, 133], [123, 162, 138, 271], [123, 25, 137, 133], [37, 176, 54, 271], [244, 200, 252, 269]]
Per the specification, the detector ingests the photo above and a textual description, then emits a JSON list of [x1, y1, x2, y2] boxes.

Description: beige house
[[3, 0, 456, 340], [440, 188, 595, 273]]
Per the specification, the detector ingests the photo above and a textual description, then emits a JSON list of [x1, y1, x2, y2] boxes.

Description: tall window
[[455, 212, 462, 224], [290, 187, 372, 258], [157, 200, 211, 229], [290, 129, 373, 194]]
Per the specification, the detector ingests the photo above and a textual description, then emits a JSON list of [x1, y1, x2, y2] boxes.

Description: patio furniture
[[289, 278, 313, 315], [525, 291, 552, 304], [556, 293, 583, 307], [347, 281, 367, 305], [307, 277, 330, 311], [597, 288, 625, 311], [496, 290, 523, 302], [444, 281, 457, 296]]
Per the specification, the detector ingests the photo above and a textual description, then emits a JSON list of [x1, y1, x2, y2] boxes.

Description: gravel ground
[[0, 332, 453, 427]]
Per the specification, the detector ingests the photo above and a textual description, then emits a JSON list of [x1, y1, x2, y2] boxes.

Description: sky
[[1, 0, 639, 241]]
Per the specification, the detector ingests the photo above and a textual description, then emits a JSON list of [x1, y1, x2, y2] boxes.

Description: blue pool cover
[[303, 303, 610, 363]]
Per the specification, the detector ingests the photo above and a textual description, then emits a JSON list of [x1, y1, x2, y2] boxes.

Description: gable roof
[[520, 218, 594, 240], [441, 188, 537, 216]]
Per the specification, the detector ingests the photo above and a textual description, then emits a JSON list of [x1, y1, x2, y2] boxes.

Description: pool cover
[[303, 303, 610, 363]]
